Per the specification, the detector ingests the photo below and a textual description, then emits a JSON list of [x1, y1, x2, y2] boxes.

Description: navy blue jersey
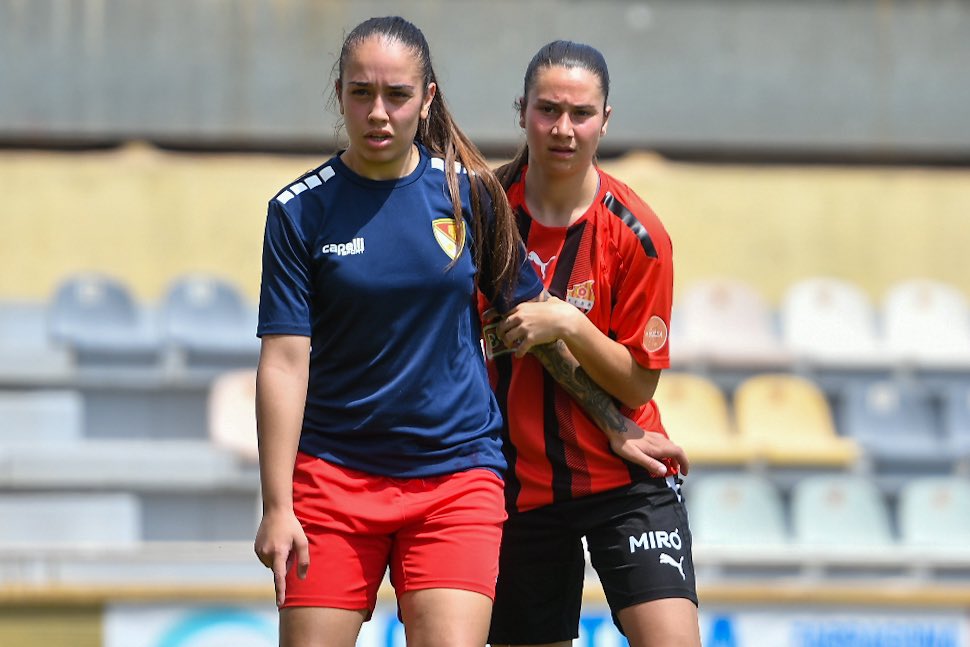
[[257, 145, 543, 478]]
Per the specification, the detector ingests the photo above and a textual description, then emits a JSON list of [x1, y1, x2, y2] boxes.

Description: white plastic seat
[[208, 368, 259, 463], [883, 279, 970, 366], [780, 277, 884, 366], [675, 278, 790, 368], [791, 475, 893, 547], [688, 474, 787, 547], [897, 476, 970, 548]]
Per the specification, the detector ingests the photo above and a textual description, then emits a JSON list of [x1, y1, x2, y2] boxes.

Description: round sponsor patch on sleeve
[[642, 315, 668, 353]]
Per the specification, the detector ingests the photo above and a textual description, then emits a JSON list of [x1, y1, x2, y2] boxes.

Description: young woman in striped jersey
[[483, 41, 701, 647]]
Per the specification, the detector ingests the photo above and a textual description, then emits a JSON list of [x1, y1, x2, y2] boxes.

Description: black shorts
[[488, 476, 698, 644]]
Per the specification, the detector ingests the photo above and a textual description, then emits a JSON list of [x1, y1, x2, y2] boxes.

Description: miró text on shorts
[[322, 237, 365, 256], [629, 528, 682, 553]]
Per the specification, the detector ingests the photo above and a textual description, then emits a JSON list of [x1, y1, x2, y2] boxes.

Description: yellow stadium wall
[[2, 144, 969, 305]]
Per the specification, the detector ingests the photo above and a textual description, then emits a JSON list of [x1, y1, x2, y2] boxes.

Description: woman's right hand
[[254, 508, 310, 607]]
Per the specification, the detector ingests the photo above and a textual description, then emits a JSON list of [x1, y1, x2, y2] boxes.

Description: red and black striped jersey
[[480, 166, 674, 513]]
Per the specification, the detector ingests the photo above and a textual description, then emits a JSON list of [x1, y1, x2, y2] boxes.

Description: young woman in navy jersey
[[483, 41, 702, 647], [253, 17, 687, 647]]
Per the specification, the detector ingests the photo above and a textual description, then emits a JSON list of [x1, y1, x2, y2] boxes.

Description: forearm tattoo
[[530, 340, 629, 437]]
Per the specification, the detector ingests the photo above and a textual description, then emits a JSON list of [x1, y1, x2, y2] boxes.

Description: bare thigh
[[399, 588, 493, 647], [618, 597, 701, 647], [279, 606, 368, 647]]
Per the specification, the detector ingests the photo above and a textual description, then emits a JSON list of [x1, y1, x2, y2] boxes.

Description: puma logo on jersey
[[321, 237, 365, 256], [566, 280, 595, 313], [659, 553, 686, 580], [527, 251, 557, 280]]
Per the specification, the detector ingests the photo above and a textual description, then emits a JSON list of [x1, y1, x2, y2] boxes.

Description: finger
[[296, 539, 310, 580], [273, 551, 288, 607]]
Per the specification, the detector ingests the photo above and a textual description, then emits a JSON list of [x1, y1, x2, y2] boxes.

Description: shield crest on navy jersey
[[432, 218, 465, 260]]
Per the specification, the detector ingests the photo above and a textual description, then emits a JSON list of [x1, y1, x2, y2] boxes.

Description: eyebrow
[[536, 98, 597, 111], [346, 80, 416, 92]]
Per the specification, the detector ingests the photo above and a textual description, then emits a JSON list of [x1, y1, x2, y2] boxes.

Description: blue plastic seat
[[838, 379, 949, 470], [159, 274, 258, 369], [47, 272, 160, 366]]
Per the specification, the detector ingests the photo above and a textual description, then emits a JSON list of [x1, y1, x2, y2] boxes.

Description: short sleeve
[[609, 221, 673, 370], [256, 200, 313, 337]]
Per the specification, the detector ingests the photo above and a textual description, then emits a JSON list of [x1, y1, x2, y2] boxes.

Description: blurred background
[[1, 1, 969, 645]]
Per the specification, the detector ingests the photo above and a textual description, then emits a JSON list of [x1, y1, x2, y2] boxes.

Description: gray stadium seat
[[47, 272, 161, 368], [0, 299, 72, 380], [687, 474, 788, 547], [791, 474, 893, 547], [0, 492, 140, 547], [897, 476, 970, 548], [941, 382, 970, 463], [0, 390, 83, 446], [838, 379, 950, 471], [159, 273, 258, 371]]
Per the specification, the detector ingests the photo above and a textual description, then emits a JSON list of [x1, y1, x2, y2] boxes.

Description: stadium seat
[[733, 373, 860, 467], [673, 278, 791, 368], [790, 474, 893, 547], [0, 390, 83, 446], [838, 379, 950, 470], [652, 372, 756, 465], [207, 368, 259, 463], [897, 476, 970, 548], [883, 279, 970, 367], [159, 273, 258, 370], [47, 272, 160, 367], [779, 277, 884, 367], [0, 492, 140, 547], [941, 381, 970, 462], [0, 299, 72, 380], [687, 474, 787, 547]]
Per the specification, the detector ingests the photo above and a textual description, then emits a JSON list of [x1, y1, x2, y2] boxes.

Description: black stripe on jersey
[[603, 192, 657, 259], [548, 222, 586, 298], [515, 207, 532, 241], [543, 372, 573, 503], [494, 353, 521, 510]]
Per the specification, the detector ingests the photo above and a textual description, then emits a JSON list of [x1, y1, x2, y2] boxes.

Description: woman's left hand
[[497, 296, 579, 357]]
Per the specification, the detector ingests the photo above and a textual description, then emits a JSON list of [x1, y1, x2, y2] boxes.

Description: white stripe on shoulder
[[429, 157, 467, 174], [276, 166, 336, 204]]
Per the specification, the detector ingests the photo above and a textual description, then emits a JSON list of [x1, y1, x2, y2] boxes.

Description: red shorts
[[282, 452, 507, 612]]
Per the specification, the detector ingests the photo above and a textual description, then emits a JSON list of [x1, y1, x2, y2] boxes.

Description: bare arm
[[499, 295, 660, 408], [498, 292, 687, 476], [253, 334, 311, 606]]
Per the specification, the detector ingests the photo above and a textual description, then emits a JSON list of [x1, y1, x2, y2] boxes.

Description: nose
[[368, 96, 388, 123], [551, 113, 573, 138]]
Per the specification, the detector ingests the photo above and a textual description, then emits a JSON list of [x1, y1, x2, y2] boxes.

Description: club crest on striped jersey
[[432, 218, 465, 260], [643, 315, 668, 352], [566, 280, 595, 313]]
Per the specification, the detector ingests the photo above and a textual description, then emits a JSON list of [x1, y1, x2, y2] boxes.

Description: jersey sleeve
[[256, 199, 313, 338], [609, 210, 673, 370]]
